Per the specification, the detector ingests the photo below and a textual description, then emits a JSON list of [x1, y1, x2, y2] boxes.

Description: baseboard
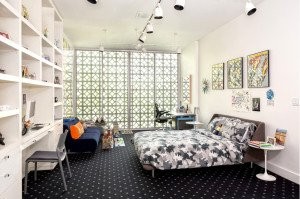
[[263, 162, 300, 184]]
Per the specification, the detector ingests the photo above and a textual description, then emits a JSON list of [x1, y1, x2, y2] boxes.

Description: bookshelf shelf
[[0, 74, 20, 83], [0, 0, 19, 18], [0, 0, 64, 196], [0, 109, 19, 119]]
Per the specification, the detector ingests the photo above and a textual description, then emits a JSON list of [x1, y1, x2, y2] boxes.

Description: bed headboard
[[210, 114, 265, 163]]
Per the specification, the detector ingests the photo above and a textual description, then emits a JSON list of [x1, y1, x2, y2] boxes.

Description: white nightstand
[[250, 144, 285, 181], [186, 121, 204, 130]]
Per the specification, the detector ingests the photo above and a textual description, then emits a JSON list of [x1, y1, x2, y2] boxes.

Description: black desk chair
[[24, 129, 72, 194], [154, 103, 172, 130]]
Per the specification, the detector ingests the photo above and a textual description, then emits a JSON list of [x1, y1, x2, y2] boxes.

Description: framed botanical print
[[247, 50, 269, 88], [227, 57, 243, 89], [212, 63, 224, 90]]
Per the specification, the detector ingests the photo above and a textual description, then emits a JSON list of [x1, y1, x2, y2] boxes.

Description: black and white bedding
[[133, 117, 257, 170]]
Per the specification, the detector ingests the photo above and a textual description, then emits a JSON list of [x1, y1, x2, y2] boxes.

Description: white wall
[[181, 41, 199, 111], [198, 0, 300, 183]]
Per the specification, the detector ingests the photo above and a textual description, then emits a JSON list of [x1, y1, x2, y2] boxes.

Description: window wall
[[63, 50, 179, 129]]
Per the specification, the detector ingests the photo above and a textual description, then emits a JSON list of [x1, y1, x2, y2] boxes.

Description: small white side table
[[186, 121, 204, 130], [250, 144, 284, 181]]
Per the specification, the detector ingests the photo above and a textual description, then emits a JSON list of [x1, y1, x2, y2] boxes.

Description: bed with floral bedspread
[[133, 115, 265, 171]]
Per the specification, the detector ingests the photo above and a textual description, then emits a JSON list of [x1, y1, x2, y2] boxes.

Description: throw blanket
[[134, 129, 245, 170]]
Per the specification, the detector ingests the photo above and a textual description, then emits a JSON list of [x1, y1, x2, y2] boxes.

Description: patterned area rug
[[23, 134, 299, 199]]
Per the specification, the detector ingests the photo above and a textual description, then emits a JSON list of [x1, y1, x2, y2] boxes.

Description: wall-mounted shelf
[[0, 74, 20, 83], [0, 0, 19, 18]]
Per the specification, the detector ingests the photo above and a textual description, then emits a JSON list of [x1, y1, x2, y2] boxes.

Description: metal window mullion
[[127, 52, 131, 130]]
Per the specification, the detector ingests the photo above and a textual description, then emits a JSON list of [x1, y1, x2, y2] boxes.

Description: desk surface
[[170, 112, 196, 117]]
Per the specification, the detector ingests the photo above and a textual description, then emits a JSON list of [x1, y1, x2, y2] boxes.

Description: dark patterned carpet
[[23, 134, 299, 199]]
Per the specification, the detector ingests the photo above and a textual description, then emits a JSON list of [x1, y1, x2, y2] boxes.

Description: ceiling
[[53, 0, 264, 52]]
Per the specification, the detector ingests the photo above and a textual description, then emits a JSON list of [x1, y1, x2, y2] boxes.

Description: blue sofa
[[63, 118, 103, 152]]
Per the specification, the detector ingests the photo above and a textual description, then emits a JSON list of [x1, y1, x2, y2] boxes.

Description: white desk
[[186, 121, 204, 130], [249, 144, 284, 181]]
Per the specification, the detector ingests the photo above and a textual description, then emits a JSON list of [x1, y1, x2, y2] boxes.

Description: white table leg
[[256, 149, 276, 181]]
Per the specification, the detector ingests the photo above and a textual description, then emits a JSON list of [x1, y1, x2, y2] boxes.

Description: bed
[[133, 114, 265, 177]]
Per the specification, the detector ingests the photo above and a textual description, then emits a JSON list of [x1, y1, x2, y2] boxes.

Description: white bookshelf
[[0, 0, 64, 197]]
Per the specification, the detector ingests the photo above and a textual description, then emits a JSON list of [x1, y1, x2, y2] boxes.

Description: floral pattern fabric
[[133, 129, 245, 170]]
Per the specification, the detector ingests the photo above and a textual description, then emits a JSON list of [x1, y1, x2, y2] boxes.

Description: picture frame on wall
[[227, 57, 243, 89], [212, 63, 224, 90], [252, 98, 260, 111], [247, 50, 270, 88]]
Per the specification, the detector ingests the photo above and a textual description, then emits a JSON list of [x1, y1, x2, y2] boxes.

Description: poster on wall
[[227, 57, 243, 89], [232, 90, 251, 112], [247, 50, 269, 88], [212, 63, 224, 90]]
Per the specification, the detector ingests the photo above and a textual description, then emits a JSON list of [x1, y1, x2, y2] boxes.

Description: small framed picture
[[267, 136, 276, 146]]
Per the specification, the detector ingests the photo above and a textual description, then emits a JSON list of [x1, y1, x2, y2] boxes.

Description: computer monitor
[[25, 101, 36, 122]]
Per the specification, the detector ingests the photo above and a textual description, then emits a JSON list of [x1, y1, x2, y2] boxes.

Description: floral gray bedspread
[[133, 129, 246, 170]]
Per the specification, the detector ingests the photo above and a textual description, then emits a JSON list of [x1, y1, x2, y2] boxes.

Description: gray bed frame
[[142, 114, 265, 178]]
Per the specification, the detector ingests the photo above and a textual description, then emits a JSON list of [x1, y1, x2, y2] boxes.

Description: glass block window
[[70, 50, 179, 129], [63, 50, 74, 117], [130, 52, 155, 129], [155, 53, 178, 113], [101, 51, 129, 128], [182, 75, 191, 104], [76, 50, 102, 120]]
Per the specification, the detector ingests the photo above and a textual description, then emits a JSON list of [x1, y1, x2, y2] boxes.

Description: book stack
[[249, 141, 272, 148]]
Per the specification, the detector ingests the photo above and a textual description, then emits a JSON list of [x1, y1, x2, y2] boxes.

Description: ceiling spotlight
[[174, 0, 185, 11], [245, 0, 257, 16], [87, 0, 97, 4], [146, 22, 154, 34], [154, 3, 163, 19], [99, 45, 104, 52], [139, 33, 147, 43]]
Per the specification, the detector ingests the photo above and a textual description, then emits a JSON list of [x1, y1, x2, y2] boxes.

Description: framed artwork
[[247, 50, 269, 88], [232, 90, 251, 112], [212, 63, 224, 90], [252, 98, 260, 111], [227, 57, 243, 89]]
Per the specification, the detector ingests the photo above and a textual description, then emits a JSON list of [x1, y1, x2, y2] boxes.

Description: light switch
[[292, 98, 299, 106]]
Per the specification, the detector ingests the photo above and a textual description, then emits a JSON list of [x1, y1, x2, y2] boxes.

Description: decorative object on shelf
[[182, 75, 191, 104], [112, 121, 120, 137], [22, 65, 29, 78], [29, 73, 36, 80], [54, 76, 60, 84], [22, 120, 31, 136], [23, 94, 26, 105], [212, 63, 224, 90], [22, 5, 29, 20], [43, 27, 48, 38], [267, 136, 276, 146], [0, 105, 11, 111], [55, 62, 58, 66], [43, 55, 51, 61], [0, 67, 5, 74], [232, 90, 251, 112], [54, 39, 60, 48], [275, 129, 287, 146], [252, 98, 260, 111], [227, 57, 243, 89], [247, 50, 269, 88], [202, 79, 209, 93], [0, 132, 5, 145], [54, 97, 58, 103], [0, 31, 10, 39]]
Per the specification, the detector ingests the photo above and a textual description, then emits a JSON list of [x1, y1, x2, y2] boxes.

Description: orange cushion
[[70, 122, 84, 139]]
